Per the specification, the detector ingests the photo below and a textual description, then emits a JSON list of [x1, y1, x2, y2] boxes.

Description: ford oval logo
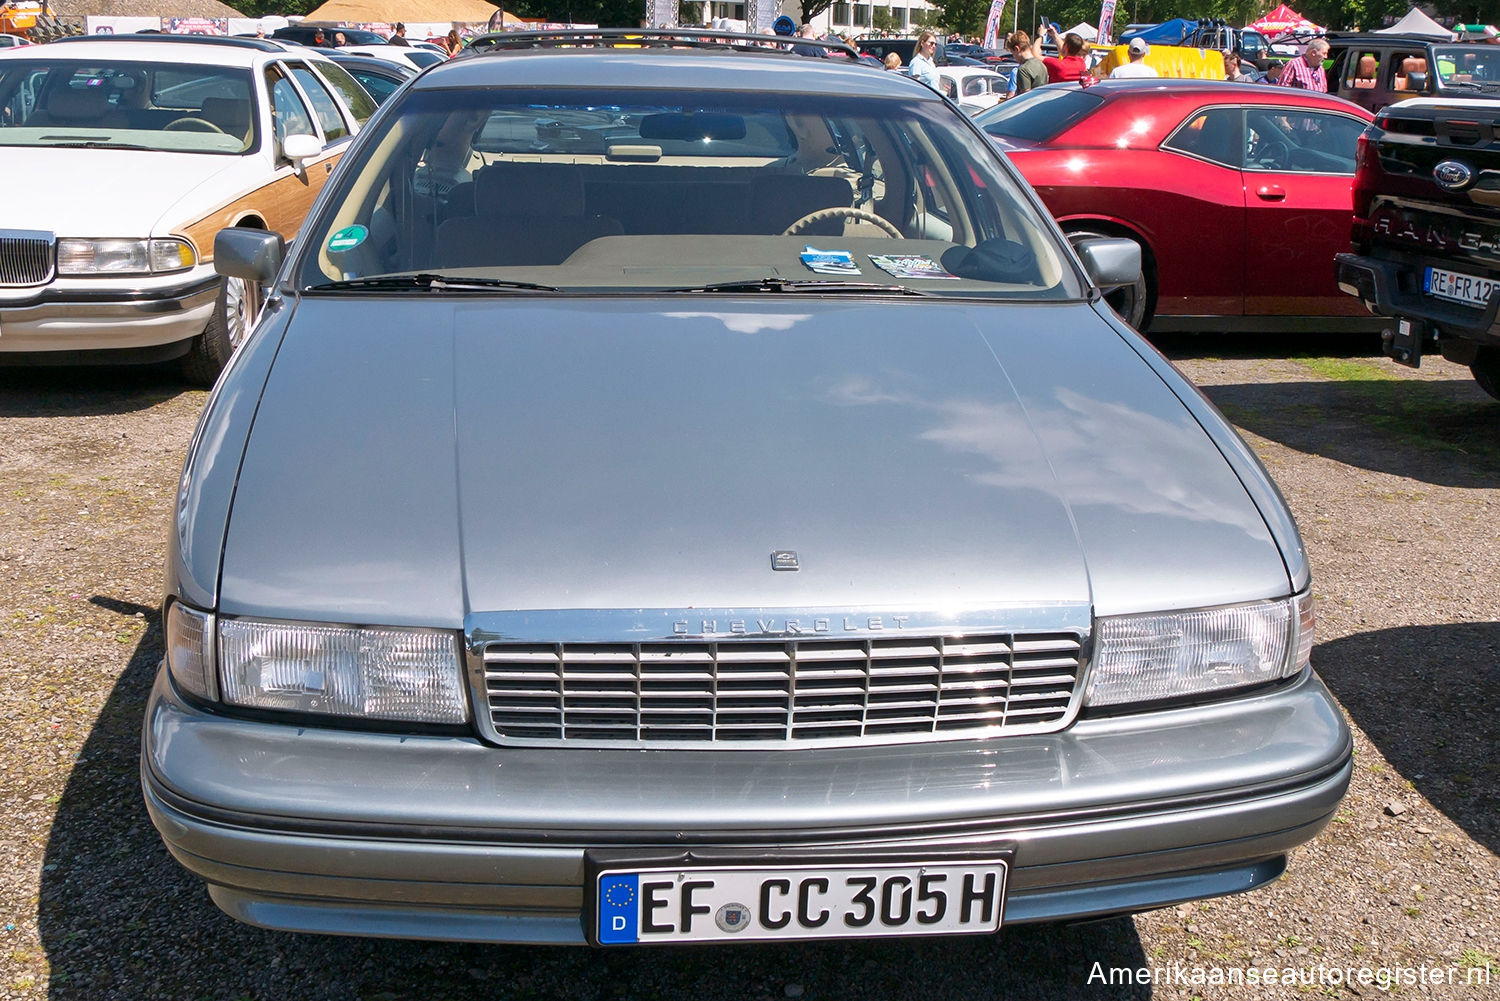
[[1434, 159, 1475, 191]]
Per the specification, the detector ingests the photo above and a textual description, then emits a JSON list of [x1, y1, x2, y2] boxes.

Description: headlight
[[165, 601, 217, 701], [218, 617, 468, 724], [56, 238, 196, 275], [1085, 591, 1314, 708]]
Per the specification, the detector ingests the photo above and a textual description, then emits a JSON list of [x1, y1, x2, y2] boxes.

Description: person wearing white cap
[[1111, 37, 1159, 78]]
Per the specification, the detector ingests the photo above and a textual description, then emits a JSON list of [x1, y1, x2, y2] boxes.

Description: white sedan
[[930, 65, 1012, 115]]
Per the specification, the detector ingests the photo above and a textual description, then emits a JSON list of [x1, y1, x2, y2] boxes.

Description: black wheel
[[1067, 228, 1154, 331], [1471, 346, 1500, 402], [181, 275, 255, 386]]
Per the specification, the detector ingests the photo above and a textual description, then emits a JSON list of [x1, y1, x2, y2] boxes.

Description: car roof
[[1037, 79, 1372, 147], [35, 34, 298, 66], [1324, 32, 1468, 44], [417, 47, 944, 99], [326, 51, 416, 76]]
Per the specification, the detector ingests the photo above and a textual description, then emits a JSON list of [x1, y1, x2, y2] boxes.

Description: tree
[[873, 5, 900, 31], [925, 0, 990, 36], [800, 0, 837, 26]]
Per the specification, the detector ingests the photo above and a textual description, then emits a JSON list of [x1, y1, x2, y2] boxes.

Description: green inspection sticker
[[327, 225, 368, 252]]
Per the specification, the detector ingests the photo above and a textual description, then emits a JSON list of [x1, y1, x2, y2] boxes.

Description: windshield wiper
[[49, 140, 155, 150], [307, 273, 560, 293], [670, 277, 934, 296]]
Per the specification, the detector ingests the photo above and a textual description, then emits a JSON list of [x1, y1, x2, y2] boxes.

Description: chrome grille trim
[[468, 611, 1089, 749], [0, 229, 56, 287]]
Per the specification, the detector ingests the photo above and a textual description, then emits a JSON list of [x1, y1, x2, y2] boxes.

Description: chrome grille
[[0, 230, 55, 287], [480, 631, 1083, 747]]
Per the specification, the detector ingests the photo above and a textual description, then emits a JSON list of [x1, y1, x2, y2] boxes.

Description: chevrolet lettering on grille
[[673, 615, 911, 636]]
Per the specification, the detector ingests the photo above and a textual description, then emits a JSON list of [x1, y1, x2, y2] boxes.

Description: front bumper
[[0, 275, 218, 355], [142, 668, 1352, 944]]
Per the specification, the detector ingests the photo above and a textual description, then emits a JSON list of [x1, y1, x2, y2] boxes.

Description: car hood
[[219, 298, 1288, 626], [0, 146, 236, 236]]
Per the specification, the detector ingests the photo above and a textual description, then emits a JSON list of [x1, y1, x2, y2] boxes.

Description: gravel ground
[[2, 334, 1497, 1001]]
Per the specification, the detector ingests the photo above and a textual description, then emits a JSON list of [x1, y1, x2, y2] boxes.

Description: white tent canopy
[[1375, 8, 1455, 40], [1063, 21, 1096, 41]]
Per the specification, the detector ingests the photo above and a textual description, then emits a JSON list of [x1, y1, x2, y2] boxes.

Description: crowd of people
[[250, 16, 1350, 90]]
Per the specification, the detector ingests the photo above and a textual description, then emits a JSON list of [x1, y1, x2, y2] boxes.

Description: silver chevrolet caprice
[[143, 31, 1352, 947]]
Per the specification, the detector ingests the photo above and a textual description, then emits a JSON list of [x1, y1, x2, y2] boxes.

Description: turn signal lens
[[165, 601, 217, 701]]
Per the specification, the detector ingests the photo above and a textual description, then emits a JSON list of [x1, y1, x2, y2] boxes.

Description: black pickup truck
[[1336, 97, 1500, 400]]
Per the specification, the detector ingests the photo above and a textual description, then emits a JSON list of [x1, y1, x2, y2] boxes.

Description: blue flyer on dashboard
[[799, 246, 862, 275]]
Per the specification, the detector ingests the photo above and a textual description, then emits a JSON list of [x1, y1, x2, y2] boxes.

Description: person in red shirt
[[1042, 26, 1088, 83]]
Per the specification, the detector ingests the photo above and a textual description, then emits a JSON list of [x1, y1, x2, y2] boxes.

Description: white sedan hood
[[2, 147, 240, 236]]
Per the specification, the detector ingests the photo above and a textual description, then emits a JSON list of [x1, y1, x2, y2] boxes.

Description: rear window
[[974, 88, 1103, 142]]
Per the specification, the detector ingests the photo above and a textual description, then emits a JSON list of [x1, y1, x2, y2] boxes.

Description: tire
[[1066, 228, 1154, 331], [180, 274, 253, 387], [1471, 346, 1500, 402]]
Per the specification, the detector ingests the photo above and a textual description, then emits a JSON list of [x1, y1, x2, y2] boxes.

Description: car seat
[[29, 87, 129, 128], [434, 162, 623, 268]]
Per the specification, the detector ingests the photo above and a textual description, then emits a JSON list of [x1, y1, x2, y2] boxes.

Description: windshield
[[0, 58, 257, 154], [1431, 45, 1500, 86], [298, 87, 1075, 299], [973, 88, 1103, 143]]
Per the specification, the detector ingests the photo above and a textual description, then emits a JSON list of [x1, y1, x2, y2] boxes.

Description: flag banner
[[1096, 0, 1117, 45], [983, 0, 1007, 50]]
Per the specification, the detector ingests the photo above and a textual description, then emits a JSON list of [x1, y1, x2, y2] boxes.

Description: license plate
[[590, 858, 1007, 945], [1424, 266, 1500, 307]]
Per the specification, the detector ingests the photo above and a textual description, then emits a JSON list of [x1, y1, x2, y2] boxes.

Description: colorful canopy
[[1248, 3, 1322, 40]]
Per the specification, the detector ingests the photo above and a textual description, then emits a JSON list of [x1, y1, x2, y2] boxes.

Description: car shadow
[[1314, 623, 1499, 856], [1200, 378, 1500, 487], [1148, 331, 1500, 487], [36, 621, 1153, 1001], [0, 366, 193, 418]]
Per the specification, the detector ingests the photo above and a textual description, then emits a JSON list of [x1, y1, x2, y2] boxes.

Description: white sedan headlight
[[217, 617, 468, 724], [1085, 591, 1314, 707], [56, 237, 195, 275]]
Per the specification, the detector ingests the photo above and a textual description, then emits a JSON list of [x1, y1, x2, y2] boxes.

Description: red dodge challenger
[[976, 79, 1381, 333]]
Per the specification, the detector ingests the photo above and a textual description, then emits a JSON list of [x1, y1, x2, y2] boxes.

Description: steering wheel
[[1254, 135, 1291, 170], [782, 206, 903, 238], [165, 116, 226, 134]]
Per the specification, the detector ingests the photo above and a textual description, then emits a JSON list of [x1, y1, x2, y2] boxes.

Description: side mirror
[[215, 227, 284, 283], [1071, 235, 1142, 291], [280, 132, 322, 168], [1406, 71, 1429, 91]]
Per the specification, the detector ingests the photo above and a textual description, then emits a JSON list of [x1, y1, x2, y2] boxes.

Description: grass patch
[[1293, 355, 1398, 382]]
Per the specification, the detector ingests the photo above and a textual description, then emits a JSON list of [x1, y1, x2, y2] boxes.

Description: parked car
[[271, 24, 389, 48], [1325, 33, 1500, 112], [931, 65, 1009, 113], [976, 79, 1381, 332], [342, 43, 443, 71], [0, 31, 30, 47], [855, 34, 947, 67], [144, 28, 1349, 947], [323, 49, 416, 105], [0, 34, 375, 381], [1337, 96, 1500, 399]]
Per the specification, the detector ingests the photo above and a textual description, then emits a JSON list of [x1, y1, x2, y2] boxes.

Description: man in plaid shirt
[[1277, 38, 1330, 90]]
